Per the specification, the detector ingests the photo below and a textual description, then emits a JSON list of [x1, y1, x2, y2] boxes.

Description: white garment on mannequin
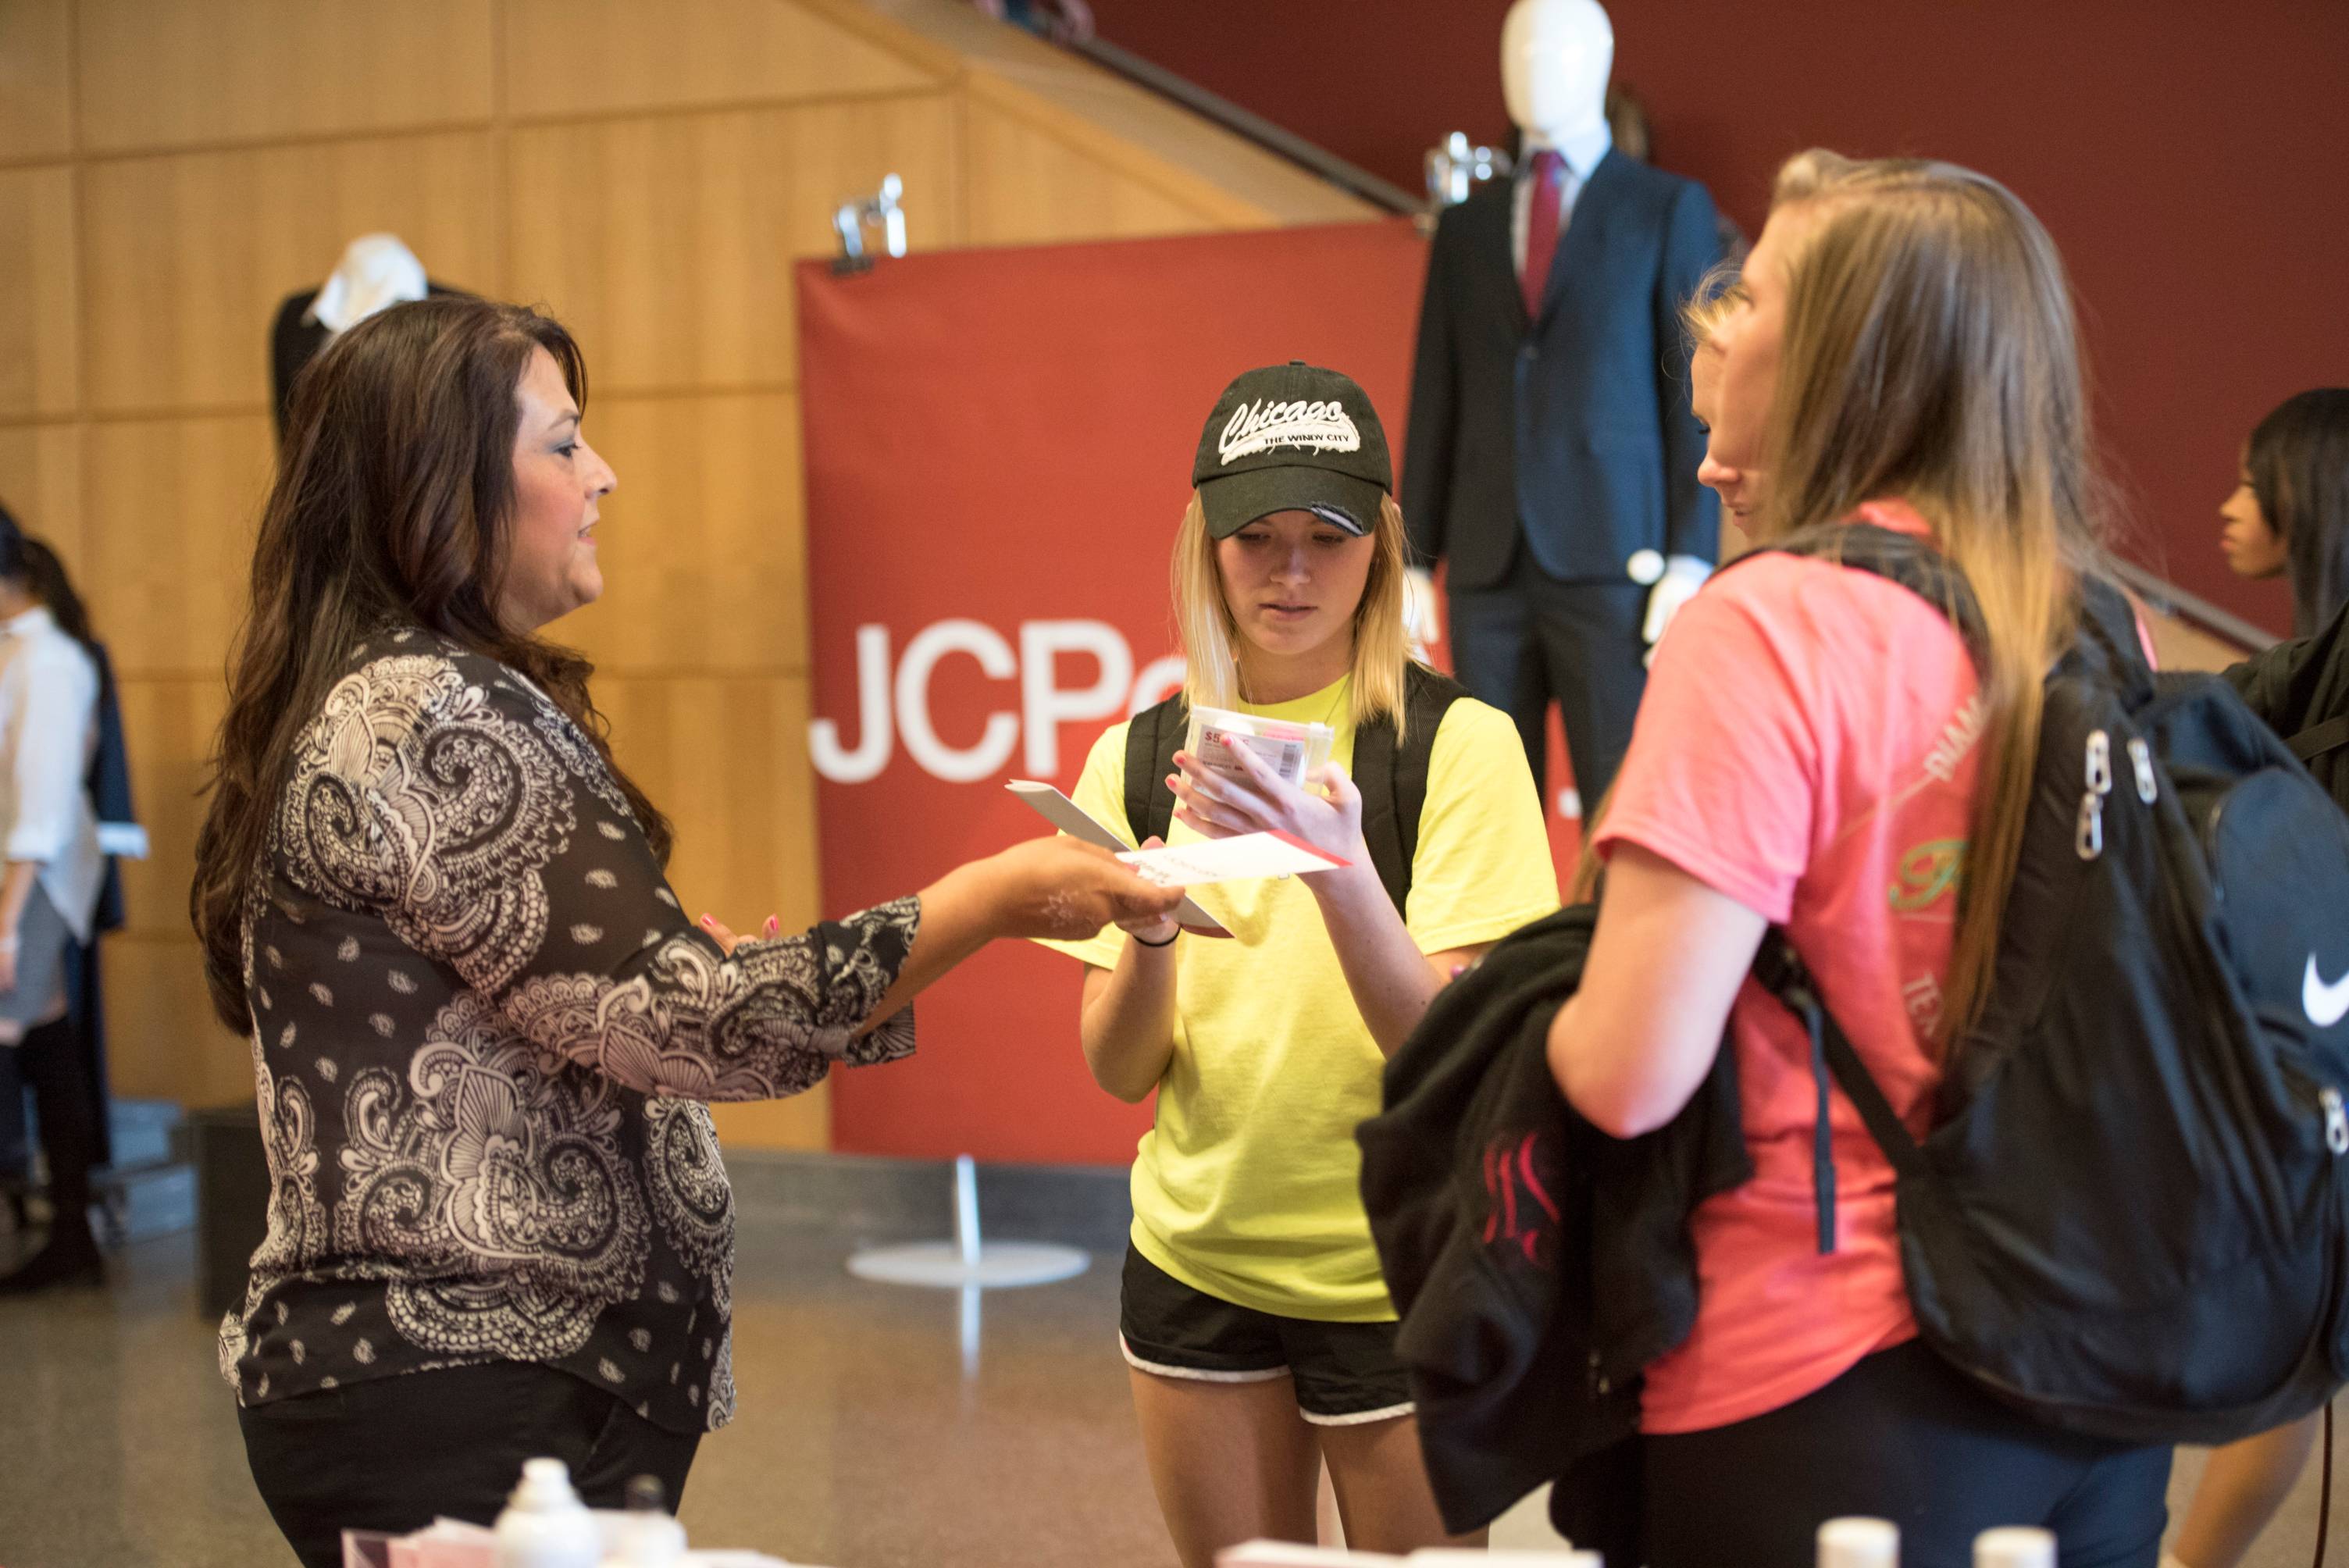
[[305, 233, 428, 336]]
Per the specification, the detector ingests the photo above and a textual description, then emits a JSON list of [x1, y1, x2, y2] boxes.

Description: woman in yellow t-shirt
[[1043, 363, 1559, 1567]]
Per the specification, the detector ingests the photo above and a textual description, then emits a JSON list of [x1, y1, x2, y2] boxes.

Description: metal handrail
[[1068, 36, 1423, 215], [1068, 33, 2279, 657], [2110, 558, 2277, 654]]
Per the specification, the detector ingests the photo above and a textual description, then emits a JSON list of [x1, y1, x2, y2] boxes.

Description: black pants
[[15, 1016, 94, 1241], [1447, 558, 1648, 810], [1644, 1341, 2172, 1568], [238, 1361, 701, 1568]]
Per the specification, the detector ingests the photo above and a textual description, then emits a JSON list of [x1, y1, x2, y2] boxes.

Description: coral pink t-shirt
[[1595, 502, 1982, 1434]]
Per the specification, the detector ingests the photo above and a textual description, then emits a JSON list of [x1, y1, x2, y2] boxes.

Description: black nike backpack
[[1123, 663, 1468, 912], [1756, 524, 2349, 1445]]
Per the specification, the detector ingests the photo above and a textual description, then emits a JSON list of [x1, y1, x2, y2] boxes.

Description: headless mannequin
[[272, 235, 437, 440], [1403, 0, 1720, 811]]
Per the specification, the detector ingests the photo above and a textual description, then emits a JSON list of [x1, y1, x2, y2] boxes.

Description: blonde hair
[[1679, 150, 1868, 358], [1171, 490, 1419, 740], [1750, 151, 2108, 1045], [1679, 259, 1744, 358]]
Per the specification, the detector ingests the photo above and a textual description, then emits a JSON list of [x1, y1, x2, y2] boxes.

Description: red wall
[[1087, 0, 2349, 636]]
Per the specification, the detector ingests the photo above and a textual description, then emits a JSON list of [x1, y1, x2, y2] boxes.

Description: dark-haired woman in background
[[194, 295, 1178, 1566], [0, 507, 108, 1294], [2173, 388, 2349, 1568], [2218, 388, 2349, 638]]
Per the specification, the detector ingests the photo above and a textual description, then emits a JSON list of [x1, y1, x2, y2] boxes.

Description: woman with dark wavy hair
[[193, 295, 1175, 1566]]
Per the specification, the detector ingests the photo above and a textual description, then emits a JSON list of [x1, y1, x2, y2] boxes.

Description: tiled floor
[[0, 1217, 2337, 1568]]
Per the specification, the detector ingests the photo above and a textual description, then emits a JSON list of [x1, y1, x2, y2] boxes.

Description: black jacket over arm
[[1401, 151, 1722, 591], [2225, 597, 2349, 814], [1356, 905, 1749, 1552]]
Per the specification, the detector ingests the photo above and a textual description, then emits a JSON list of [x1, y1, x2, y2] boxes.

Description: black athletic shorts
[[1117, 1243, 1414, 1426]]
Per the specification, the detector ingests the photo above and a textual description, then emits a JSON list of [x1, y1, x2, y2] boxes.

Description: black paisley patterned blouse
[[218, 631, 918, 1433]]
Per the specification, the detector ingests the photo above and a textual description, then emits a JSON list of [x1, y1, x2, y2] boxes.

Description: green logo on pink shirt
[[1888, 839, 1966, 912]]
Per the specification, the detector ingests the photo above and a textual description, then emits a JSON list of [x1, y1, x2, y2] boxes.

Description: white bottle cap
[[1627, 548, 1666, 586], [514, 1458, 578, 1506], [1974, 1527, 2055, 1568], [1818, 1517, 1900, 1568]]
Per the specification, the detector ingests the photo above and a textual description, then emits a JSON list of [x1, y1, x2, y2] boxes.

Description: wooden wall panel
[[504, 0, 938, 121], [708, 1085, 830, 1155], [83, 132, 498, 412], [76, 0, 494, 153], [0, 0, 73, 161], [961, 98, 1232, 248], [112, 678, 226, 942], [0, 165, 79, 418], [507, 95, 957, 393], [104, 935, 249, 1106], [2147, 611, 2244, 675], [605, 671, 825, 1152], [593, 673, 822, 936], [561, 392, 807, 677], [0, 422, 84, 572], [84, 415, 273, 677]]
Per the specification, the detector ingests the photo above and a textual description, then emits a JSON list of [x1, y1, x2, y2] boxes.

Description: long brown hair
[[1749, 155, 2108, 1043], [191, 297, 670, 1034]]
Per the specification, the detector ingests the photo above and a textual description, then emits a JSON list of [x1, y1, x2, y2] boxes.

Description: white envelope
[[1006, 781, 1230, 936], [1115, 832, 1349, 888]]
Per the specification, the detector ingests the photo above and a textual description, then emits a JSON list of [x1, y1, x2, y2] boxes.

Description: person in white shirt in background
[[0, 503, 106, 1293]]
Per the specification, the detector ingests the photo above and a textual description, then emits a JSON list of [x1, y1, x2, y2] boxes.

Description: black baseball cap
[[1192, 361, 1392, 538]]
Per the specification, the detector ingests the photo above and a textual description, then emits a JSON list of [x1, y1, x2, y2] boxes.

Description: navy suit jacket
[[1402, 151, 1722, 591]]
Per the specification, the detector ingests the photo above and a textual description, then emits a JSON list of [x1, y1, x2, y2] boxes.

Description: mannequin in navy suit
[[1403, 0, 1720, 812]]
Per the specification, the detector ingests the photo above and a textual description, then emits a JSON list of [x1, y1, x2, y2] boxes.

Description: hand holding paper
[[1170, 734, 1367, 871]]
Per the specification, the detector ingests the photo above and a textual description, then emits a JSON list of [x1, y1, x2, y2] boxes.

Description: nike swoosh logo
[[2307, 955, 2349, 1029]]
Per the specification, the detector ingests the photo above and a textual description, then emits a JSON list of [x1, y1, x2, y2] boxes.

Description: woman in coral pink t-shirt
[[1546, 152, 2173, 1568]]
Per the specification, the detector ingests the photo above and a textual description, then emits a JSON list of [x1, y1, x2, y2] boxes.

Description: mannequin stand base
[[846, 1242, 1088, 1289]]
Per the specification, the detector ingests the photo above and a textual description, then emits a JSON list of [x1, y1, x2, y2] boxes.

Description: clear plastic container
[[1185, 705, 1335, 791]]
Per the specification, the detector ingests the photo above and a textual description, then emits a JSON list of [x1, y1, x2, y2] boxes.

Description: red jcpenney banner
[[799, 220, 1574, 1164]]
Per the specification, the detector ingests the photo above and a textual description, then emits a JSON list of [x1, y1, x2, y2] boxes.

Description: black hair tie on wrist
[[1132, 928, 1178, 948]]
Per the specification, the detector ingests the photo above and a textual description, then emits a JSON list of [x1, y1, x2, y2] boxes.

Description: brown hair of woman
[[191, 298, 671, 1033]]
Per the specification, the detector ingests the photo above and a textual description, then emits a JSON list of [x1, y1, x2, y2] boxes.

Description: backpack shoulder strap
[[1123, 694, 1187, 849], [1758, 522, 2155, 701], [1354, 665, 1470, 918], [1768, 522, 1988, 660], [2289, 715, 2349, 766]]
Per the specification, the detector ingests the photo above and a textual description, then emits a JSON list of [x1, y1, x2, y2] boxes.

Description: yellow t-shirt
[[1039, 675, 1560, 1320]]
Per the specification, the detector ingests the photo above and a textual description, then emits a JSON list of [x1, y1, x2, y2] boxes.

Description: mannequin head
[[1502, 0, 1613, 148]]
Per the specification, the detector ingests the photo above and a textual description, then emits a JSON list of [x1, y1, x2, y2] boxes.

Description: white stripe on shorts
[[1299, 1399, 1417, 1427], [1118, 1333, 1289, 1384]]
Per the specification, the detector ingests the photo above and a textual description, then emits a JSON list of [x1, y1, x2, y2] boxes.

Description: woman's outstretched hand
[[697, 913, 779, 956], [980, 835, 1182, 941], [1168, 740, 1367, 865]]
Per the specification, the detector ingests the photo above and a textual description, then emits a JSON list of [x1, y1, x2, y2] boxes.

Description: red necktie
[[1522, 149, 1564, 321]]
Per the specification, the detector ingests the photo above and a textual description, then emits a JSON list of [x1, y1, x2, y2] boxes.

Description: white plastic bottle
[[494, 1457, 602, 1568], [1974, 1527, 2056, 1568], [1818, 1517, 1900, 1568]]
